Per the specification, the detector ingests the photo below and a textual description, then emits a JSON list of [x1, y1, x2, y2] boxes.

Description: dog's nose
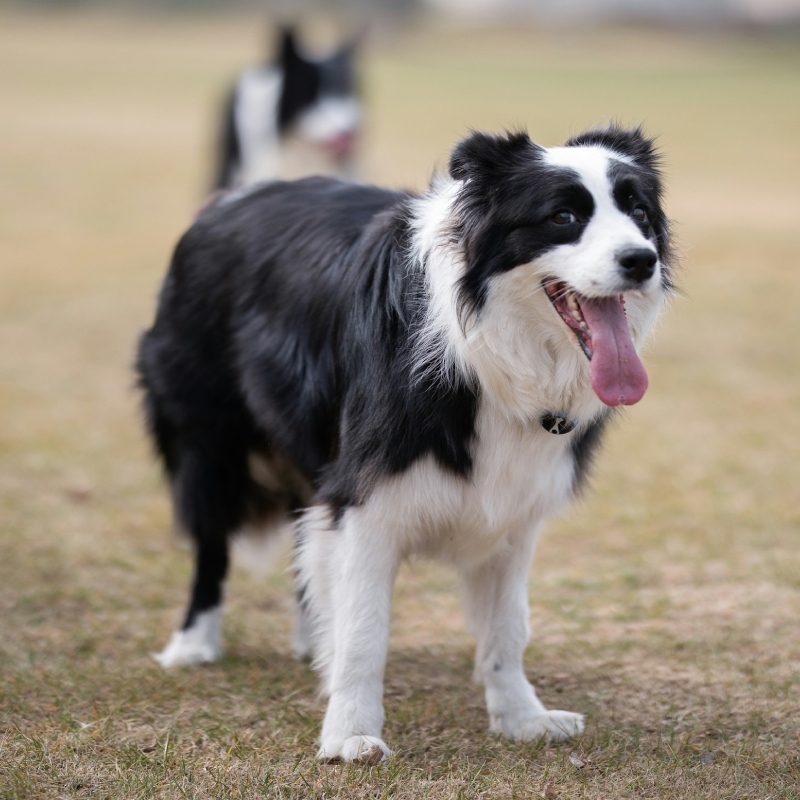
[[617, 248, 657, 283]]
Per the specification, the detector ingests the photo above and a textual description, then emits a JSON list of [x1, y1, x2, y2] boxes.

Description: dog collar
[[539, 411, 577, 435]]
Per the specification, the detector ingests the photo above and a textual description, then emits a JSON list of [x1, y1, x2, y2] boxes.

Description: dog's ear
[[277, 26, 305, 67], [449, 131, 534, 181], [566, 124, 661, 173]]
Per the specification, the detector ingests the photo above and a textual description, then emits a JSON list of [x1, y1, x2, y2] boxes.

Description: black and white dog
[[138, 125, 673, 762], [214, 27, 360, 190]]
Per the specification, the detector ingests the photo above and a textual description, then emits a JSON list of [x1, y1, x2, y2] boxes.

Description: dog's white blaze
[[153, 606, 222, 668], [541, 145, 661, 298], [540, 145, 668, 355], [235, 68, 281, 185]]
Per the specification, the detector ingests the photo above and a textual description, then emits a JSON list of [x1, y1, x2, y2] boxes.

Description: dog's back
[[138, 178, 405, 584]]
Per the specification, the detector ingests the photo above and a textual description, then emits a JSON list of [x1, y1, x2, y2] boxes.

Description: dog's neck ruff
[[411, 177, 607, 425], [410, 149, 668, 425]]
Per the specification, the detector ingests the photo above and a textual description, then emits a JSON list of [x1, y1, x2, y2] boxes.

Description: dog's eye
[[632, 206, 648, 223], [552, 210, 577, 225]]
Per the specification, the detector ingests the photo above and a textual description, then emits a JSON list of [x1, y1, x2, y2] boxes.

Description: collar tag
[[540, 411, 577, 435]]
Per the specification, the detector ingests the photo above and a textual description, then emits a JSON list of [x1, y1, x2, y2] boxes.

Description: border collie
[[215, 27, 360, 189], [138, 124, 673, 762]]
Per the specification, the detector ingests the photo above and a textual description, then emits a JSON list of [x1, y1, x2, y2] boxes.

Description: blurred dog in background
[[214, 26, 361, 189]]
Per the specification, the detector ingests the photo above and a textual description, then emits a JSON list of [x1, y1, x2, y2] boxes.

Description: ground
[[0, 9, 799, 799]]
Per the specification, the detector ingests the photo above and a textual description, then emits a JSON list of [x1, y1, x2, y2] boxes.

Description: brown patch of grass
[[1, 9, 799, 799]]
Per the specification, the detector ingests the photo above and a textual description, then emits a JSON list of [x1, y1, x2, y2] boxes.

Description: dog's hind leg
[[459, 525, 584, 743], [292, 584, 315, 662], [153, 424, 250, 668]]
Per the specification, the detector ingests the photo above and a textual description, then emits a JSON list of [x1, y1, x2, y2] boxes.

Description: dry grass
[[1, 9, 799, 799]]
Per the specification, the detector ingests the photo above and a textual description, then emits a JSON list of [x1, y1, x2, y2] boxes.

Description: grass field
[[1, 9, 799, 799]]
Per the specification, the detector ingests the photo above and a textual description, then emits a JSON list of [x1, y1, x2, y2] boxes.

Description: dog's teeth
[[566, 294, 579, 311]]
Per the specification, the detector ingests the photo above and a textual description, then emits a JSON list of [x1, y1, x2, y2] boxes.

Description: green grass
[[1, 9, 799, 798]]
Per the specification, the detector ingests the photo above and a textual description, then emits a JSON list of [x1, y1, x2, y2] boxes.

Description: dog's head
[[276, 27, 361, 161], [448, 126, 674, 407]]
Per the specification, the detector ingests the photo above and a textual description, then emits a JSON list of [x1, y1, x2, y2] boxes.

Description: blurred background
[[1, 0, 799, 796]]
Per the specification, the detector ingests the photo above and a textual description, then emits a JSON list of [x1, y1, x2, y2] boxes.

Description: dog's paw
[[152, 608, 222, 668], [492, 710, 584, 743], [316, 734, 393, 764], [152, 629, 221, 668]]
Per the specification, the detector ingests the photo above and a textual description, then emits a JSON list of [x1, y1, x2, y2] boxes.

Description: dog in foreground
[[138, 124, 673, 762]]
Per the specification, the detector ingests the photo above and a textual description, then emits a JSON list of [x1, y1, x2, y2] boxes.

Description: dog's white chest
[[389, 407, 577, 566], [470, 408, 576, 529]]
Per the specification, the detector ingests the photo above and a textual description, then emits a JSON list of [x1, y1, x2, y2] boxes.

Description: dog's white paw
[[316, 734, 393, 764], [492, 710, 584, 743], [152, 608, 222, 668], [152, 630, 221, 667]]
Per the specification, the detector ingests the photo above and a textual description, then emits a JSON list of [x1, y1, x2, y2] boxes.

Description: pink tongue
[[579, 295, 648, 406]]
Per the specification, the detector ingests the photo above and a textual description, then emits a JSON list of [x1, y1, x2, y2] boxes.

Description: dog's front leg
[[459, 526, 584, 743], [316, 505, 399, 763]]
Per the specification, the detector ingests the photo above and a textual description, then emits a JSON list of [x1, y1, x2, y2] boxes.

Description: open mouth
[[542, 278, 649, 407], [543, 279, 595, 360]]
